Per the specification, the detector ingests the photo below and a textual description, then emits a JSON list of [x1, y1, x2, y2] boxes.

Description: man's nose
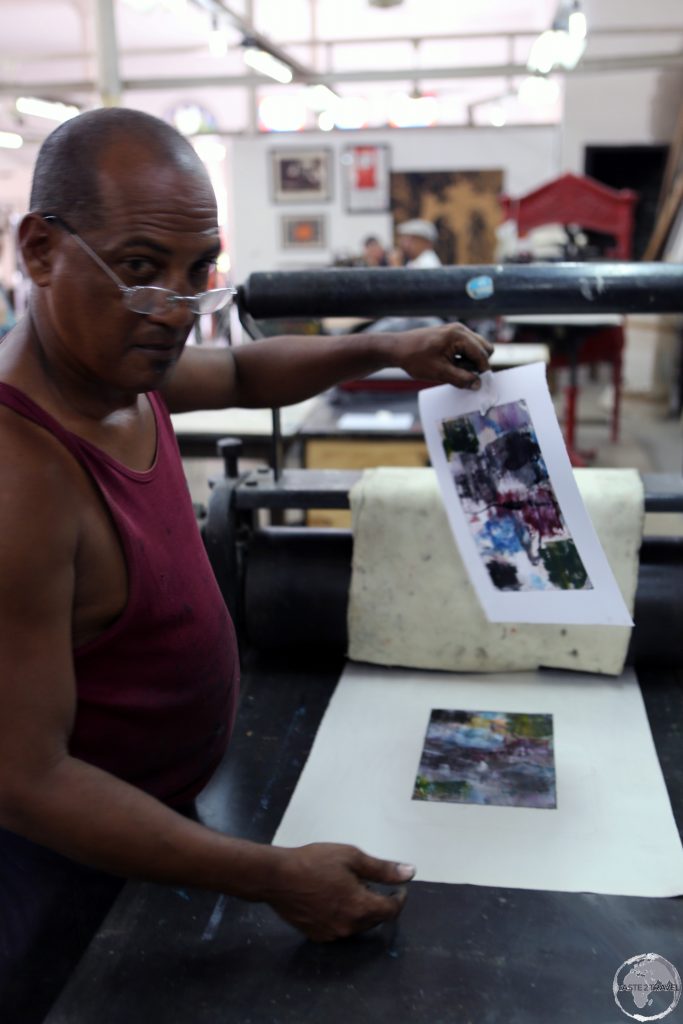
[[149, 293, 196, 328]]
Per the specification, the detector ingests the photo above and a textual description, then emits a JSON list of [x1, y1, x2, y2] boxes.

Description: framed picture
[[271, 148, 332, 203], [281, 214, 327, 249], [341, 143, 390, 213]]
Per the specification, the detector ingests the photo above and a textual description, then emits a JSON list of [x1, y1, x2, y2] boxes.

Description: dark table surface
[[44, 653, 683, 1024]]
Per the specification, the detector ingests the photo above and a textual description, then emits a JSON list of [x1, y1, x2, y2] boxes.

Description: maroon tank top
[[0, 383, 239, 807]]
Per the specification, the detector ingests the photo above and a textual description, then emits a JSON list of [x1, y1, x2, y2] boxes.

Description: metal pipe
[[238, 263, 683, 320], [93, 0, 121, 106]]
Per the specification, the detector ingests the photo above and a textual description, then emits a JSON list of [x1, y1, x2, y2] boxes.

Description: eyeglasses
[[42, 214, 235, 317]]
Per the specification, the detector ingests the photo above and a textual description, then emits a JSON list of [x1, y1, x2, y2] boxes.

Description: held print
[[439, 399, 592, 593]]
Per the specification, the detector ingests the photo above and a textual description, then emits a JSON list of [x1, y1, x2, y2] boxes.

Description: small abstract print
[[413, 709, 556, 809], [440, 400, 592, 592]]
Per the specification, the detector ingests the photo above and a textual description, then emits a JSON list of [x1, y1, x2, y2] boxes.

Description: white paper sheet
[[418, 364, 633, 625], [273, 664, 683, 898]]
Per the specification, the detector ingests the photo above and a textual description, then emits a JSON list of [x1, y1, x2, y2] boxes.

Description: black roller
[[243, 527, 683, 667], [244, 527, 352, 654], [628, 536, 683, 667], [238, 263, 683, 320]]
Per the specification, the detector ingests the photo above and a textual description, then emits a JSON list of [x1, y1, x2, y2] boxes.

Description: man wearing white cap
[[396, 218, 442, 269]]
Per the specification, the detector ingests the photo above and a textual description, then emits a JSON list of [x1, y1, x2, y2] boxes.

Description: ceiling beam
[[2, 25, 681, 65], [0, 50, 680, 99], [188, 0, 318, 81]]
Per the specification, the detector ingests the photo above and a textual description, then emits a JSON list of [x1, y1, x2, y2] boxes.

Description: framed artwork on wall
[[341, 144, 391, 213], [271, 148, 332, 203], [281, 214, 327, 249]]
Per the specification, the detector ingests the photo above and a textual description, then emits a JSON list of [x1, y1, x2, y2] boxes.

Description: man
[[396, 218, 442, 268], [361, 234, 387, 267], [0, 108, 492, 1008]]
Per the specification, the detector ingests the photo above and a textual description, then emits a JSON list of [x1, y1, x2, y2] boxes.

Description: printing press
[[45, 265, 683, 1024]]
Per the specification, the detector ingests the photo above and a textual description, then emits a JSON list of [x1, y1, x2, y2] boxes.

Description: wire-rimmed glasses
[[42, 214, 235, 317]]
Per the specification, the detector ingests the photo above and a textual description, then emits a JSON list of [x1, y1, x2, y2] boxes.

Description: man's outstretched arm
[[162, 322, 494, 413]]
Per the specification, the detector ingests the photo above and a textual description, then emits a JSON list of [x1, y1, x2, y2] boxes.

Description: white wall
[[560, 68, 682, 172], [228, 125, 561, 282]]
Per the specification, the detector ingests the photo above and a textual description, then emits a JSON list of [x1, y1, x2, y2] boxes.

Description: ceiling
[[0, 0, 681, 170]]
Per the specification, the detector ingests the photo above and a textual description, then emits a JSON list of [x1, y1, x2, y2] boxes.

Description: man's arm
[[162, 323, 494, 413], [0, 422, 412, 941]]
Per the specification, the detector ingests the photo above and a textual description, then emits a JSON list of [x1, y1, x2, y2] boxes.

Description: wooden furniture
[[500, 173, 637, 460], [500, 172, 637, 260]]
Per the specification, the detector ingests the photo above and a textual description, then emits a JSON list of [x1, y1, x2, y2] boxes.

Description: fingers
[[267, 844, 415, 943], [353, 850, 416, 886], [440, 324, 493, 389], [394, 321, 494, 390], [448, 324, 494, 372]]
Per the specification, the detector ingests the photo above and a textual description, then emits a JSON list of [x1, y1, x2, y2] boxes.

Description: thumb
[[353, 851, 416, 885]]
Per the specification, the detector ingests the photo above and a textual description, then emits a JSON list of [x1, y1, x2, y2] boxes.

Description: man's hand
[[393, 322, 494, 389], [266, 843, 415, 942]]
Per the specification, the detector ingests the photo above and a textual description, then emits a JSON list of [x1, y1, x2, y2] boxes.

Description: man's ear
[[18, 214, 57, 287]]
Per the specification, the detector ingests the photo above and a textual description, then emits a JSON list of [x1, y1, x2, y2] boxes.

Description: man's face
[[364, 240, 383, 266], [41, 141, 221, 397], [398, 233, 424, 261]]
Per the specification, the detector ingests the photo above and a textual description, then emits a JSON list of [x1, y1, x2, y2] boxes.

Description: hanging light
[[527, 0, 587, 74], [387, 92, 437, 128], [0, 131, 23, 149], [306, 84, 339, 112], [243, 39, 294, 84], [258, 94, 307, 132], [209, 14, 228, 58], [518, 74, 560, 108], [488, 104, 506, 128], [16, 97, 80, 122]]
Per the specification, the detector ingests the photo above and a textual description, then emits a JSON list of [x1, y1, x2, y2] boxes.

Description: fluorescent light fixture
[[488, 104, 506, 128], [173, 104, 204, 135], [0, 131, 23, 149], [209, 26, 228, 58], [243, 46, 293, 84], [569, 9, 587, 39], [306, 84, 339, 112], [388, 92, 437, 128], [318, 110, 335, 132], [332, 96, 369, 130], [16, 96, 79, 122], [527, 0, 587, 73], [558, 31, 586, 69], [518, 74, 560, 108], [527, 29, 561, 74], [258, 94, 306, 132]]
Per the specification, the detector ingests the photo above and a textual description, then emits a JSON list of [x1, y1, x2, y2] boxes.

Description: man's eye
[[123, 257, 157, 277], [192, 259, 217, 279]]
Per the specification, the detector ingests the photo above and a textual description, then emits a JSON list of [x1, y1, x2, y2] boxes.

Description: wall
[[560, 68, 682, 173], [228, 125, 561, 282]]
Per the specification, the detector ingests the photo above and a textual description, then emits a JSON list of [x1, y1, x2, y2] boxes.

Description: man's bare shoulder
[[0, 403, 82, 560]]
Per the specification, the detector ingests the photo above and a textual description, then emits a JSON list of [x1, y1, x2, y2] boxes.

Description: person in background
[[361, 234, 388, 267], [0, 284, 16, 338], [0, 235, 17, 339], [396, 218, 442, 268]]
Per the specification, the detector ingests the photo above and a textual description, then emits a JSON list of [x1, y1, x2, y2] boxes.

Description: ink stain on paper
[[440, 399, 592, 591], [413, 709, 556, 809]]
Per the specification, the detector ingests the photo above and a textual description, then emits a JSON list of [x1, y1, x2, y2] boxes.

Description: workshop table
[[170, 399, 317, 461], [44, 652, 683, 1024]]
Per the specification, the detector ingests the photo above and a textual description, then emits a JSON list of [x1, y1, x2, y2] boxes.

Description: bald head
[[30, 107, 207, 231]]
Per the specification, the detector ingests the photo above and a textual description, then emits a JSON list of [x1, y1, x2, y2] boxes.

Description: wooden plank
[[643, 171, 683, 260]]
